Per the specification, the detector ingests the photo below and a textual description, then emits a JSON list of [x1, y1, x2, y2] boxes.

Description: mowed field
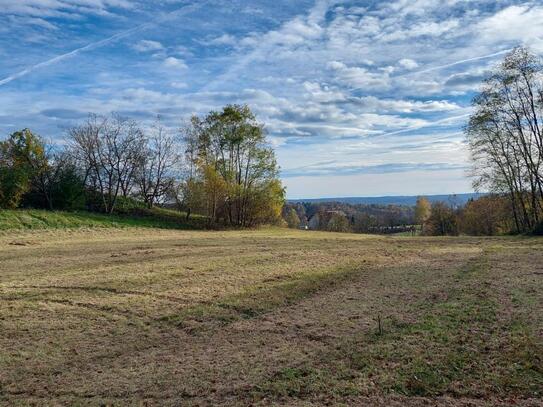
[[0, 226, 542, 406]]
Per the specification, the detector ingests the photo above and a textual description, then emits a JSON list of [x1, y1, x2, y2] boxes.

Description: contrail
[[347, 49, 512, 92], [403, 49, 512, 76], [368, 112, 472, 139], [0, 3, 205, 87], [0, 24, 153, 86]]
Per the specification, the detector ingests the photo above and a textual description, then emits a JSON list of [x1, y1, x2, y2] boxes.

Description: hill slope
[[0, 208, 205, 231]]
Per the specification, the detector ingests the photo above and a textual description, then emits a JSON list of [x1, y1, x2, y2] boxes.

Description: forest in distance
[[282, 194, 515, 236]]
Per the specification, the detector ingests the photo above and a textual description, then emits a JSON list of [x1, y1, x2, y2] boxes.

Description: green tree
[[49, 159, 85, 210], [284, 207, 301, 228], [245, 179, 285, 226], [0, 129, 46, 209], [183, 105, 284, 226], [327, 213, 350, 233]]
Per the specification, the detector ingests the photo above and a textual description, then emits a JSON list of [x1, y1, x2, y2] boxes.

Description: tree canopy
[[181, 104, 285, 227]]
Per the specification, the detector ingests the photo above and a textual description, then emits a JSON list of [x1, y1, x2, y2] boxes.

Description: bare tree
[[135, 119, 181, 208], [68, 114, 144, 213], [467, 47, 543, 232], [30, 146, 69, 210]]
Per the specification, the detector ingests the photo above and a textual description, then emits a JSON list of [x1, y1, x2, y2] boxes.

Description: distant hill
[[289, 193, 485, 207]]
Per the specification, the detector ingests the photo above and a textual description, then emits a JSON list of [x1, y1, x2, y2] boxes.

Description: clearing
[[0, 226, 542, 406]]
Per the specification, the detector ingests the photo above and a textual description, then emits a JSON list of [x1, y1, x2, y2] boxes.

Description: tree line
[[414, 195, 517, 236], [282, 201, 416, 233], [282, 194, 517, 236], [0, 105, 285, 227]]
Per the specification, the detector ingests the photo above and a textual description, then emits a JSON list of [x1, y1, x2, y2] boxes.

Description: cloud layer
[[1, 0, 542, 198]]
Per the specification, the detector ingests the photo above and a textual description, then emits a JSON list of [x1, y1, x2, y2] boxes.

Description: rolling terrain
[[289, 193, 485, 206], [0, 224, 542, 405]]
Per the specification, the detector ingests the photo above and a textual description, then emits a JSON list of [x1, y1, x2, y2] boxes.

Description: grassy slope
[[0, 228, 541, 405], [0, 208, 206, 231]]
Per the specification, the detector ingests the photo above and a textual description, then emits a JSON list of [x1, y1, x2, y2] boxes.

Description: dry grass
[[0, 227, 542, 406]]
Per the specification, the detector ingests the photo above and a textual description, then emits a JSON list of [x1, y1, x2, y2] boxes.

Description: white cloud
[[163, 56, 187, 70], [378, 19, 460, 42], [0, 0, 134, 19], [327, 61, 391, 90], [477, 5, 543, 51], [398, 58, 418, 70], [6, 15, 58, 30], [170, 81, 188, 89], [303, 81, 346, 103], [133, 39, 164, 52], [207, 34, 237, 46], [382, 0, 461, 17], [355, 96, 460, 113]]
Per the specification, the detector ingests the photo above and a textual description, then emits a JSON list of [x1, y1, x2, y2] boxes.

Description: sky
[[1, 1, 543, 199]]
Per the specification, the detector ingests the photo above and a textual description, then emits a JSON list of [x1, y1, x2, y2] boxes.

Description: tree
[[353, 213, 377, 233], [284, 206, 301, 228], [293, 203, 308, 227], [424, 202, 458, 236], [244, 179, 284, 226], [0, 129, 85, 210], [24, 151, 85, 210], [182, 105, 284, 226], [48, 156, 85, 210], [170, 177, 205, 220], [0, 129, 46, 209], [136, 119, 181, 208], [458, 195, 511, 235], [327, 213, 350, 233], [1, 107, 285, 228], [172, 118, 205, 220], [415, 196, 431, 233], [467, 47, 543, 233], [68, 114, 145, 213]]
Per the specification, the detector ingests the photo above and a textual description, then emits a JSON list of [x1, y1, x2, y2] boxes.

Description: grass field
[[0, 208, 206, 231], [0, 224, 542, 405]]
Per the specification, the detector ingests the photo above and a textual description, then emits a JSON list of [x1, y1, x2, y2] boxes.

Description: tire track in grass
[[252, 250, 543, 402], [158, 262, 373, 333]]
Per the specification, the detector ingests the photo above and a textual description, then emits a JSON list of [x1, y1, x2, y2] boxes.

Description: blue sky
[[1, 0, 543, 198]]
